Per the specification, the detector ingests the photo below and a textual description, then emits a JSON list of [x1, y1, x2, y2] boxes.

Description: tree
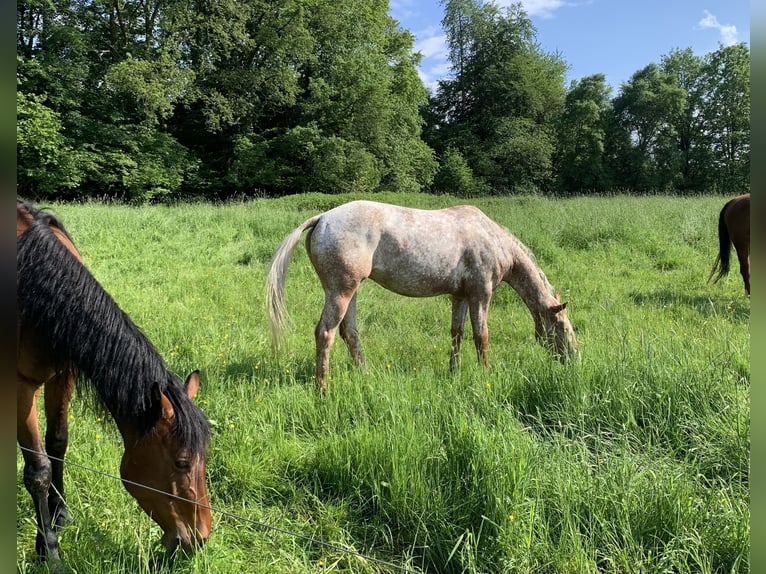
[[17, 0, 198, 201], [17, 0, 436, 200], [610, 63, 685, 191], [555, 74, 612, 193], [426, 1, 566, 193], [659, 48, 711, 192], [605, 44, 750, 194], [294, 1, 436, 193], [16, 89, 81, 196], [171, 0, 434, 196], [700, 43, 750, 193]]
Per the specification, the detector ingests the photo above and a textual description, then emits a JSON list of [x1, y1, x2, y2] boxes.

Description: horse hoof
[[35, 546, 62, 564], [47, 556, 67, 574]]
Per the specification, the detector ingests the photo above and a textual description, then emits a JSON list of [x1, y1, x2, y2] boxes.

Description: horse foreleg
[[450, 299, 468, 371], [18, 378, 61, 561], [339, 293, 365, 368], [44, 369, 76, 529], [468, 297, 491, 369], [315, 293, 353, 393]]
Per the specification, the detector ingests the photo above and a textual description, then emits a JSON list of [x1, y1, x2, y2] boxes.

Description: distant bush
[[432, 148, 489, 197], [230, 125, 381, 196]]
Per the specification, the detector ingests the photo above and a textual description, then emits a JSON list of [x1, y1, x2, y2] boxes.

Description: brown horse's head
[[119, 371, 211, 553], [536, 297, 579, 363]]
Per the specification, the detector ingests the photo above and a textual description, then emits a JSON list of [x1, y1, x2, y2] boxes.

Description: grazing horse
[[709, 193, 750, 296], [17, 199, 211, 561], [267, 200, 579, 392]]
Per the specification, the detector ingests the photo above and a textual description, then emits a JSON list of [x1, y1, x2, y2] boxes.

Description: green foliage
[[16, 89, 84, 196], [656, 48, 711, 193], [104, 53, 194, 126], [610, 63, 687, 192], [432, 147, 487, 197], [426, 1, 566, 193], [555, 74, 611, 193], [600, 44, 750, 196], [16, 0, 750, 200], [17, 195, 748, 573], [231, 126, 382, 195], [117, 127, 190, 202], [17, 0, 432, 200], [700, 43, 750, 192]]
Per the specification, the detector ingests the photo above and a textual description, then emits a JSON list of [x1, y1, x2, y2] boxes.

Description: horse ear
[[549, 302, 567, 314], [184, 370, 201, 400], [152, 383, 176, 421]]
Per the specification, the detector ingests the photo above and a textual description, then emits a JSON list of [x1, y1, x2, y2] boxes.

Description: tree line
[[17, 0, 750, 202]]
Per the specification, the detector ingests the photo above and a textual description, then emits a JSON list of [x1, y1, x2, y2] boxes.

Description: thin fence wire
[[17, 445, 421, 574]]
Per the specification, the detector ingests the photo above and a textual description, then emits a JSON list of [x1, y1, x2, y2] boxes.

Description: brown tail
[[708, 198, 733, 284], [265, 214, 321, 352]]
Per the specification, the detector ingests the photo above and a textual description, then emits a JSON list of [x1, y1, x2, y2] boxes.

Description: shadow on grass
[[17, 535, 187, 574], [629, 290, 750, 320], [17, 554, 76, 574], [223, 356, 318, 387]]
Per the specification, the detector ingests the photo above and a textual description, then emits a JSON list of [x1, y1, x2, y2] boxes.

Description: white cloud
[[388, 0, 413, 12], [415, 34, 448, 60], [415, 34, 451, 93], [495, 0, 566, 19], [412, 26, 449, 91], [698, 10, 738, 46]]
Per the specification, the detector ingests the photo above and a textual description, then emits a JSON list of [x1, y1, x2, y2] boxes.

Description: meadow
[[16, 193, 749, 573]]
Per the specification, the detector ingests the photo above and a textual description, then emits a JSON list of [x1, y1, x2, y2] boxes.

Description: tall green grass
[[17, 194, 748, 573]]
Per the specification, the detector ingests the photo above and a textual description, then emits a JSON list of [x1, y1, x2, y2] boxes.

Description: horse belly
[[17, 330, 59, 385], [368, 248, 462, 297]]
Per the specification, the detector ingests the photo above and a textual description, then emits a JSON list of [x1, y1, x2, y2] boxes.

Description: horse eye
[[174, 460, 191, 472]]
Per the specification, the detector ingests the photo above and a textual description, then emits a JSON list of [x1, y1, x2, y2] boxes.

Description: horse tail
[[266, 214, 322, 352], [708, 198, 734, 284]]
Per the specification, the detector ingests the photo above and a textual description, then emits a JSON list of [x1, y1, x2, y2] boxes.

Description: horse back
[[308, 201, 511, 296]]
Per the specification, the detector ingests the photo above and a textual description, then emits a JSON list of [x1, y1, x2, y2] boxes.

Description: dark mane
[[17, 200, 208, 452]]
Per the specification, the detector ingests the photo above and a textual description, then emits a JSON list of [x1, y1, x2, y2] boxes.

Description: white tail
[[265, 215, 321, 352]]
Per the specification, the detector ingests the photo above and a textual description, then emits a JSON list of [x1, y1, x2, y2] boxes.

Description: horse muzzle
[[162, 526, 209, 555]]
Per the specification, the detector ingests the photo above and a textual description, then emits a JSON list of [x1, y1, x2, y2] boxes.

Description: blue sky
[[388, 0, 750, 94]]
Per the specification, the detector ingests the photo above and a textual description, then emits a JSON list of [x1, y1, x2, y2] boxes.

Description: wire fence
[[17, 445, 421, 573]]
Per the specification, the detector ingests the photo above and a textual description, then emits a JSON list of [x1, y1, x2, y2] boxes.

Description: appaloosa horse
[[709, 193, 750, 296], [17, 199, 211, 560], [267, 200, 579, 392]]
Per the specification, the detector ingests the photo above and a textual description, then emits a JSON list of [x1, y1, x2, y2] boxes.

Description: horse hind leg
[[44, 369, 76, 529], [449, 298, 469, 371], [315, 291, 356, 393], [18, 377, 61, 561], [339, 293, 366, 369], [736, 246, 750, 296]]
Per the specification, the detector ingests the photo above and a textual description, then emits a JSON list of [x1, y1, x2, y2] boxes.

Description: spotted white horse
[[267, 200, 579, 392]]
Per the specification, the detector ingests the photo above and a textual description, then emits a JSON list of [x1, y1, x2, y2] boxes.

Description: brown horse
[[267, 200, 579, 392], [17, 199, 212, 561], [709, 193, 750, 296]]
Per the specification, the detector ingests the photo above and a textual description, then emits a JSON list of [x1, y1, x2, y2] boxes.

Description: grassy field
[[17, 193, 749, 573]]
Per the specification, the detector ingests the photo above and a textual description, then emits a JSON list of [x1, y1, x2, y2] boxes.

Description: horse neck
[[503, 243, 557, 320], [18, 216, 168, 444], [53, 282, 167, 437]]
